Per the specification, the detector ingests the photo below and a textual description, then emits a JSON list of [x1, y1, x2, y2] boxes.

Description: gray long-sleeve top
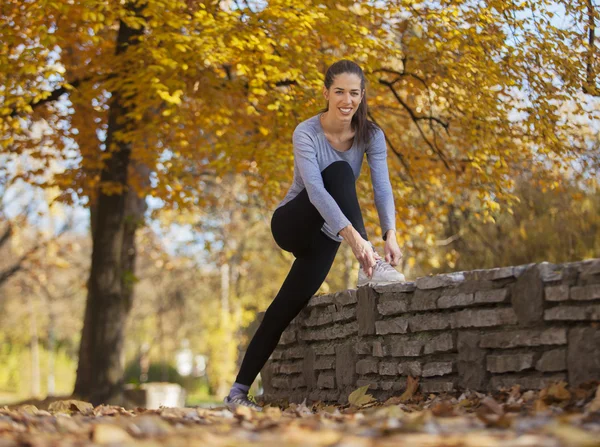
[[276, 114, 396, 242]]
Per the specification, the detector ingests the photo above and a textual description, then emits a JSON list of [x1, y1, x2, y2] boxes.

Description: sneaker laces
[[374, 259, 396, 273]]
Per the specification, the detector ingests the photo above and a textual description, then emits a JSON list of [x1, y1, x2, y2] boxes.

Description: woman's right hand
[[339, 225, 379, 278]]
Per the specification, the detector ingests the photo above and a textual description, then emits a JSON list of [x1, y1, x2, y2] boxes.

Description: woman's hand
[[384, 230, 403, 266], [339, 225, 379, 278]]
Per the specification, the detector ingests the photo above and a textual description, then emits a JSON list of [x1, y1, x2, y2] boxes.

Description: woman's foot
[[357, 259, 405, 287], [223, 394, 263, 412]]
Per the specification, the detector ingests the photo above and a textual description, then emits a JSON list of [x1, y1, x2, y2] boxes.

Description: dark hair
[[323, 60, 378, 147]]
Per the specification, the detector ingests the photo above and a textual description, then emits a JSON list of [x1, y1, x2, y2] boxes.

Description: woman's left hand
[[384, 231, 403, 266]]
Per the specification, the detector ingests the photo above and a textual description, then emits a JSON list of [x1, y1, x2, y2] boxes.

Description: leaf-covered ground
[[1, 381, 599, 447]]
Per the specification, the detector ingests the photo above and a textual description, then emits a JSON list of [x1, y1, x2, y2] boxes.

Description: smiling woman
[[223, 60, 406, 411]]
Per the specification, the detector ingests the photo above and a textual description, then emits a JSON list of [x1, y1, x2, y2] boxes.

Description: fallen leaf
[[93, 424, 134, 444], [545, 381, 571, 402], [545, 422, 600, 447], [586, 386, 600, 413], [348, 385, 375, 407], [48, 400, 94, 415], [398, 376, 420, 403]]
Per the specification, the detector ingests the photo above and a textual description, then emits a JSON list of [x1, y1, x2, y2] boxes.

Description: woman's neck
[[320, 111, 352, 136]]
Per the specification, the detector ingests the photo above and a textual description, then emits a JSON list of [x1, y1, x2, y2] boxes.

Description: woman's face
[[323, 72, 364, 123]]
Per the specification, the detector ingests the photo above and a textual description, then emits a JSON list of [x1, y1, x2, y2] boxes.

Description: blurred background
[[1, 0, 598, 405]]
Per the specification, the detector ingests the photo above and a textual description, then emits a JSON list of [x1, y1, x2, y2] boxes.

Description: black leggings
[[235, 161, 368, 386]]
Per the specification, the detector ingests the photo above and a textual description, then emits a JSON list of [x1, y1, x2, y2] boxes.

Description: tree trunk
[[73, 8, 145, 405]]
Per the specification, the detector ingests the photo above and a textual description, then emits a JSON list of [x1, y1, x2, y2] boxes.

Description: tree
[[2, 0, 597, 403]]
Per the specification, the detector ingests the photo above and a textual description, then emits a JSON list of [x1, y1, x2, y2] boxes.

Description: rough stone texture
[[409, 313, 450, 332], [423, 333, 454, 355], [511, 265, 544, 326], [336, 343, 357, 389], [356, 358, 379, 375], [357, 286, 378, 336], [474, 289, 509, 304], [457, 332, 486, 390], [571, 284, 600, 301], [317, 373, 335, 389], [438, 293, 474, 309], [303, 348, 316, 389], [410, 289, 441, 311], [313, 344, 335, 356], [380, 380, 408, 391], [280, 330, 296, 345], [480, 328, 567, 348], [451, 308, 518, 328], [314, 356, 335, 370], [539, 262, 563, 282], [379, 362, 399, 376], [421, 381, 455, 393], [535, 349, 567, 372], [375, 317, 409, 335], [399, 361, 422, 377], [279, 361, 303, 374], [487, 353, 534, 373], [309, 390, 339, 403], [333, 289, 358, 307], [377, 299, 408, 316], [356, 379, 378, 390], [544, 305, 600, 321], [332, 307, 356, 323], [373, 282, 416, 293], [490, 374, 566, 391], [307, 294, 334, 308], [304, 310, 333, 327], [579, 259, 600, 279], [568, 327, 600, 386], [300, 321, 359, 341], [464, 267, 515, 281], [422, 362, 453, 377], [545, 285, 570, 301], [372, 341, 384, 357], [355, 341, 371, 355], [389, 338, 424, 357], [416, 272, 465, 290]]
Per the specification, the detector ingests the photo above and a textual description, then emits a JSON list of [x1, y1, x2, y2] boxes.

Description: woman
[[224, 60, 405, 411]]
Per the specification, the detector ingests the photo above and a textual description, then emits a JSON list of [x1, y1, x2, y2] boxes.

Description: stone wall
[[259, 259, 600, 404]]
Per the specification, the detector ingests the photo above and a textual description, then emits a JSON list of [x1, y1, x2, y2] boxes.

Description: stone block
[[464, 266, 515, 281], [421, 381, 455, 393], [379, 362, 399, 376], [378, 299, 408, 316], [284, 346, 305, 359], [535, 349, 566, 372], [304, 309, 333, 327], [398, 361, 422, 377], [474, 289, 509, 304], [511, 265, 544, 326], [280, 330, 296, 344], [389, 338, 423, 357], [309, 390, 340, 403], [372, 341, 385, 357], [568, 326, 600, 386], [545, 285, 569, 302], [356, 358, 379, 375], [271, 350, 283, 360], [380, 379, 407, 391], [261, 360, 276, 394], [317, 373, 336, 389], [409, 313, 450, 332], [336, 343, 357, 388], [571, 284, 600, 301], [514, 263, 536, 277], [479, 328, 567, 348], [303, 348, 316, 389], [314, 356, 336, 370], [307, 294, 335, 308], [490, 374, 566, 391], [373, 282, 416, 293], [457, 332, 486, 390], [539, 262, 563, 282], [357, 286, 378, 336], [279, 361, 304, 374], [313, 344, 335, 356], [333, 289, 358, 307], [410, 289, 442, 311], [487, 353, 534, 373], [332, 307, 356, 323], [376, 318, 409, 335], [437, 293, 474, 309], [423, 333, 454, 354], [579, 259, 600, 279], [451, 308, 518, 328], [544, 305, 600, 321], [356, 379, 379, 390], [416, 272, 465, 290], [355, 342, 372, 355], [422, 362, 453, 377]]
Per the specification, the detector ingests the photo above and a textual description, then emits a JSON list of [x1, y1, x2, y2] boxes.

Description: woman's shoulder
[[294, 114, 321, 135]]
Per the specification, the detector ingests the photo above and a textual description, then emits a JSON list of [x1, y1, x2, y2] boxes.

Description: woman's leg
[[233, 161, 367, 388]]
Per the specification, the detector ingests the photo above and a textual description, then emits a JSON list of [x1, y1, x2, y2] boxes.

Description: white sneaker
[[357, 259, 406, 287]]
